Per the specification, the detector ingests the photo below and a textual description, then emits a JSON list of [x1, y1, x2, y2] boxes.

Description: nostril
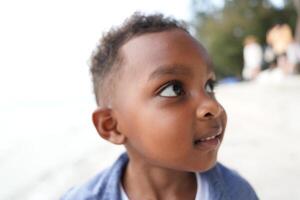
[[204, 112, 213, 118]]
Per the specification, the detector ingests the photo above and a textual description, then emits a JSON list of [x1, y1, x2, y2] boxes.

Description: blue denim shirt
[[61, 153, 258, 200]]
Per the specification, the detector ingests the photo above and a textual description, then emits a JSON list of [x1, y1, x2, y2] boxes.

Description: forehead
[[118, 29, 213, 81]]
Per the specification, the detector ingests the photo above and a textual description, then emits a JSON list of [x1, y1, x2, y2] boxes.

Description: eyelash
[[157, 80, 185, 98]]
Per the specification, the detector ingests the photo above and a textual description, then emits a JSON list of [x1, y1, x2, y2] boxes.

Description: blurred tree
[[191, 0, 297, 79], [293, 0, 300, 42]]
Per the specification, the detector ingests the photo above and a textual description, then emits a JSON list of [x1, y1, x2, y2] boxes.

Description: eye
[[205, 80, 215, 94], [158, 81, 185, 97]]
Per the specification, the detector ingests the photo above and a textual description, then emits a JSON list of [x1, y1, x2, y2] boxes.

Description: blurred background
[[0, 0, 299, 199]]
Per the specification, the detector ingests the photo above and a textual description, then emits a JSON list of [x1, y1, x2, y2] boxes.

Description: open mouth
[[194, 131, 223, 148]]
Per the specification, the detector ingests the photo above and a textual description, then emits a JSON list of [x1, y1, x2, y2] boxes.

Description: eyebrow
[[148, 64, 193, 81]]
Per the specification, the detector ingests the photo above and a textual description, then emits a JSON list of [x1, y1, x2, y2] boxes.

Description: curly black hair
[[90, 12, 188, 105]]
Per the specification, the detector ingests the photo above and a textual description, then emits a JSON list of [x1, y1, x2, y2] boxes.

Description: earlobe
[[92, 108, 126, 145]]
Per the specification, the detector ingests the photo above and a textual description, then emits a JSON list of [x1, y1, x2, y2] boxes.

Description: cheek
[[134, 105, 193, 148], [147, 103, 190, 128], [130, 107, 195, 163]]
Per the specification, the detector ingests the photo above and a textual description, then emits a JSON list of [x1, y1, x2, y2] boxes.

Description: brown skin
[[93, 29, 227, 200]]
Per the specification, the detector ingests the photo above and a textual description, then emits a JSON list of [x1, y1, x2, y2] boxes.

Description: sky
[[0, 0, 192, 105]]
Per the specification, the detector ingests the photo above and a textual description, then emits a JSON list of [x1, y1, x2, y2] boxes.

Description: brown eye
[[159, 82, 184, 97]]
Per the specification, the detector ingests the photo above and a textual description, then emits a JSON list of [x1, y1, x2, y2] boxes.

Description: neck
[[122, 155, 197, 200]]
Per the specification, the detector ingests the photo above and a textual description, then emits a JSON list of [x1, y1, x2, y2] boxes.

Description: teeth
[[199, 132, 221, 142], [200, 135, 216, 141]]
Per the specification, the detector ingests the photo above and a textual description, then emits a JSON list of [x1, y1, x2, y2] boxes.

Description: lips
[[194, 128, 223, 148]]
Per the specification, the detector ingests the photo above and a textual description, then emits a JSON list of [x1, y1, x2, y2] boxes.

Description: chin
[[191, 154, 218, 173], [201, 159, 217, 172]]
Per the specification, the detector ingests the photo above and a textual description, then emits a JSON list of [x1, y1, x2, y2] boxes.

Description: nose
[[196, 96, 223, 120]]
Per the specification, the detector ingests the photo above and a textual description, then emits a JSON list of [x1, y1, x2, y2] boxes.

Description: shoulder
[[60, 169, 109, 200], [201, 162, 259, 200], [61, 153, 128, 200], [215, 163, 258, 199]]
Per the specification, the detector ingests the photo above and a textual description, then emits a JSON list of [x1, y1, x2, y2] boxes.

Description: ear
[[92, 108, 126, 145]]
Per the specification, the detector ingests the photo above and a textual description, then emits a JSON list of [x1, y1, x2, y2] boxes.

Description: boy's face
[[112, 29, 227, 172]]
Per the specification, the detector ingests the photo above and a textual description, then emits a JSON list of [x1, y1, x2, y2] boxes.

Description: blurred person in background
[[242, 36, 263, 81], [286, 39, 300, 74], [259, 24, 300, 82]]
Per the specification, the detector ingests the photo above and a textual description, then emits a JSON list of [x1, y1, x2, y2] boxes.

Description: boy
[[62, 13, 258, 200]]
